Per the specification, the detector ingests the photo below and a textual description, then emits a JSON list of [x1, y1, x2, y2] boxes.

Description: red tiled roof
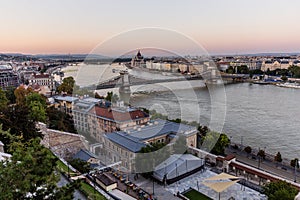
[[91, 106, 148, 122], [33, 74, 50, 79], [224, 154, 236, 161], [217, 154, 235, 161]]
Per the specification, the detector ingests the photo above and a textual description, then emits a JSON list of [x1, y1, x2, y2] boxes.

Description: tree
[[244, 146, 252, 156], [236, 65, 249, 74], [274, 152, 283, 163], [257, 149, 266, 160], [198, 125, 209, 136], [68, 158, 91, 174], [26, 93, 47, 122], [46, 107, 77, 134], [226, 66, 235, 74], [14, 86, 33, 105], [289, 65, 300, 78], [57, 77, 75, 94], [4, 86, 16, 104], [0, 138, 77, 199], [291, 158, 300, 168], [105, 91, 112, 102], [0, 88, 8, 111], [135, 142, 170, 176], [73, 87, 94, 97], [281, 75, 288, 82], [201, 132, 230, 155], [0, 104, 42, 142], [0, 124, 20, 152], [263, 180, 298, 200]]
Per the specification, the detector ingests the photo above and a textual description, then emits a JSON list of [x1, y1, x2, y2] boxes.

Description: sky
[[1, 0, 300, 55]]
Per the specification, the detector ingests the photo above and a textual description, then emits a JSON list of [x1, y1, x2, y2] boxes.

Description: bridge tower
[[119, 70, 131, 105], [206, 61, 220, 84]]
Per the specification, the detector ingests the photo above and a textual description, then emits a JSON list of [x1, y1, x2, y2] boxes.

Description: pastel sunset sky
[[1, 0, 300, 55]]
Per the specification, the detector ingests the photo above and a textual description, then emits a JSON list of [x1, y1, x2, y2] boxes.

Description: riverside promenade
[[226, 143, 300, 182]]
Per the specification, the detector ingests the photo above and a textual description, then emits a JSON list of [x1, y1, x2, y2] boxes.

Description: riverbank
[[226, 142, 300, 183]]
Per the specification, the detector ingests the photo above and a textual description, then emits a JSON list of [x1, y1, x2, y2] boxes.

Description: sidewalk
[[226, 146, 300, 182], [130, 174, 181, 200]]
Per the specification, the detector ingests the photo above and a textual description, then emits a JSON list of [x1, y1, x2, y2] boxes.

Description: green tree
[[257, 149, 266, 160], [0, 124, 20, 152], [274, 152, 283, 163], [135, 143, 170, 176], [244, 146, 252, 156], [14, 86, 33, 105], [289, 65, 300, 78], [0, 88, 8, 111], [281, 75, 288, 82], [46, 107, 77, 134], [57, 77, 75, 94], [201, 132, 230, 155], [0, 104, 42, 142], [68, 158, 91, 174], [226, 66, 235, 74], [4, 86, 16, 104], [26, 93, 47, 122], [291, 158, 300, 168], [0, 138, 77, 199], [105, 91, 114, 102], [237, 65, 249, 74], [263, 180, 298, 200], [73, 87, 94, 97], [201, 131, 230, 155]]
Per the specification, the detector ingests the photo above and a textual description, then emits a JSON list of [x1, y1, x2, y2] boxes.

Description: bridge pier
[[119, 70, 131, 105]]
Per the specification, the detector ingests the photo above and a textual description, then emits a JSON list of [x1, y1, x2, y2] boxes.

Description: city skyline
[[1, 0, 300, 55]]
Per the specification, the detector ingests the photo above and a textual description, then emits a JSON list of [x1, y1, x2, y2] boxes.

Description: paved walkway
[[226, 146, 300, 182], [131, 175, 181, 200], [165, 170, 266, 200]]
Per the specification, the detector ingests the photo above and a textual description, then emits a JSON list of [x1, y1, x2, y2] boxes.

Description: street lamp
[[241, 136, 244, 148], [258, 148, 261, 169], [294, 159, 300, 182]]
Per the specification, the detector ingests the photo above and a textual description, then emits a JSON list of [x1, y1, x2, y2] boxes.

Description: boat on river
[[276, 82, 300, 89]]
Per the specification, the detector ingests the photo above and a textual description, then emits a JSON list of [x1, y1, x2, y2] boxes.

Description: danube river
[[64, 64, 300, 160], [131, 83, 300, 160]]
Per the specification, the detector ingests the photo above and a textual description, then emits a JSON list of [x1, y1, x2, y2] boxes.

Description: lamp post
[[229, 136, 233, 149], [258, 148, 261, 169], [294, 159, 300, 182], [241, 136, 244, 149]]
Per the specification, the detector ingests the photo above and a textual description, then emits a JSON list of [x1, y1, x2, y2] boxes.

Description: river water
[[65, 64, 300, 160], [132, 83, 300, 160]]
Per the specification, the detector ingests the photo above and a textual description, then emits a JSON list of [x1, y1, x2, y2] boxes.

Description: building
[[49, 95, 79, 115], [103, 119, 198, 171], [0, 141, 12, 161], [28, 73, 56, 92], [0, 71, 19, 90], [73, 149, 101, 168], [131, 50, 145, 67], [261, 60, 292, 71], [95, 173, 117, 192], [72, 97, 103, 133], [153, 154, 204, 184], [87, 104, 150, 142]]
